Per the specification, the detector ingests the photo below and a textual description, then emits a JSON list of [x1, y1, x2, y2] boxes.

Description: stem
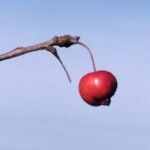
[[0, 35, 96, 81], [52, 51, 71, 82], [77, 42, 96, 72], [47, 46, 72, 82], [57, 58, 71, 82]]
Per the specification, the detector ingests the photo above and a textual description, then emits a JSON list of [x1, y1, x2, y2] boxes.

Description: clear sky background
[[0, 0, 150, 149]]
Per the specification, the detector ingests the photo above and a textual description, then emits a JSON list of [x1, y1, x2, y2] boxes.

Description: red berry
[[79, 70, 118, 106]]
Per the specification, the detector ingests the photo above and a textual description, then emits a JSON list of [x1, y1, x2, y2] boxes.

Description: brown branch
[[0, 35, 80, 82], [0, 35, 96, 82], [0, 35, 80, 61]]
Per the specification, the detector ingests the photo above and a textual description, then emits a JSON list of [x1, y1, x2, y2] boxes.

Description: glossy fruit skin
[[79, 70, 117, 106]]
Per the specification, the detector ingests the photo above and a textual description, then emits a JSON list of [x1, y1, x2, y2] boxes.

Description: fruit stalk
[[77, 42, 96, 72]]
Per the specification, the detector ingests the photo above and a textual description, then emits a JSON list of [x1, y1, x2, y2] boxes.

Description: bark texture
[[0, 35, 80, 61], [0, 35, 80, 82]]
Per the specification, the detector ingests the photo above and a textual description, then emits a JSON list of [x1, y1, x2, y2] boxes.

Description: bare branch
[[0, 35, 80, 82], [0, 35, 80, 61], [0, 34, 96, 83]]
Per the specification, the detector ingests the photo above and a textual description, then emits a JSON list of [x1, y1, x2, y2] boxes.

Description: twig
[[0, 35, 96, 82], [0, 35, 80, 61], [0, 35, 80, 82]]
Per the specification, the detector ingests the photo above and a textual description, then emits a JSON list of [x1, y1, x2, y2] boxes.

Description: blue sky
[[0, 0, 150, 149]]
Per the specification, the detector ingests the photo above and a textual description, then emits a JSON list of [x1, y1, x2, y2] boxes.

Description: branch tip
[[52, 35, 80, 48]]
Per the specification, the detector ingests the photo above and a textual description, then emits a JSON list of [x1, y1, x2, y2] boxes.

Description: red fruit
[[79, 70, 117, 106]]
